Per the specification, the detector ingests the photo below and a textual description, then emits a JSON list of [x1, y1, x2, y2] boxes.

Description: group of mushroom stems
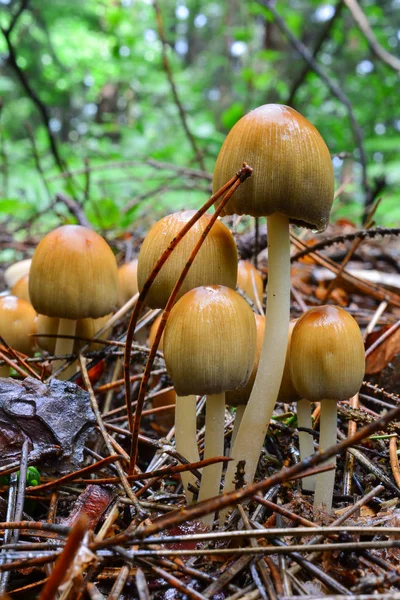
[[1, 103, 365, 525]]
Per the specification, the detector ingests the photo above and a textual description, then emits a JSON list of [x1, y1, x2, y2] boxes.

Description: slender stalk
[[231, 405, 245, 449], [222, 214, 291, 497], [314, 399, 337, 512], [198, 393, 225, 527], [54, 318, 76, 380], [297, 398, 315, 492], [175, 394, 200, 503]]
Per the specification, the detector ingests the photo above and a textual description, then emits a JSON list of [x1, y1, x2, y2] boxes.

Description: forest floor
[[1, 211, 400, 599]]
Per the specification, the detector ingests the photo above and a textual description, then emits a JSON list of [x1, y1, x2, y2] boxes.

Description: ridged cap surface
[[163, 285, 256, 396], [290, 306, 365, 402], [29, 225, 118, 319], [213, 104, 334, 230], [138, 210, 238, 308]]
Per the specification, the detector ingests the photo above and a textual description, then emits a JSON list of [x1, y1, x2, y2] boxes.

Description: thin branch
[[1, 23, 65, 174], [290, 226, 400, 261], [259, 0, 370, 198], [153, 0, 206, 171], [55, 192, 90, 227], [344, 0, 400, 73]]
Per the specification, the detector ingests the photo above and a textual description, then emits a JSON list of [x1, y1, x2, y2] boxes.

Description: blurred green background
[[0, 0, 399, 254]]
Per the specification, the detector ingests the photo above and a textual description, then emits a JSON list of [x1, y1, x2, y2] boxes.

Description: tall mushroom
[[137, 210, 238, 500], [290, 305, 365, 511], [163, 285, 256, 525], [29, 225, 118, 379], [213, 104, 334, 493]]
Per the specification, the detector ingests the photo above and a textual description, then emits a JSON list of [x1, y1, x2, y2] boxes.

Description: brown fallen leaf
[[365, 325, 400, 374]]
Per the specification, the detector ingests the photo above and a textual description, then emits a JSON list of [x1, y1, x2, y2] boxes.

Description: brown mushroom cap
[[212, 104, 334, 231], [277, 319, 301, 404], [137, 210, 238, 309], [290, 305, 365, 402], [4, 259, 32, 288], [11, 273, 30, 304], [29, 225, 118, 319], [147, 313, 164, 351], [226, 313, 265, 407], [0, 295, 37, 356], [163, 285, 257, 397], [237, 260, 264, 305], [117, 260, 139, 308]]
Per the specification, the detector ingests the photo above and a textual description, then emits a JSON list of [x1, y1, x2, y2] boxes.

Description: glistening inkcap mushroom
[[163, 285, 256, 526], [29, 225, 118, 379], [213, 104, 334, 495], [138, 210, 238, 501], [290, 305, 365, 512]]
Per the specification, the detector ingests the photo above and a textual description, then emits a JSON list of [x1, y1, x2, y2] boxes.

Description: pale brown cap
[[137, 210, 238, 309], [226, 313, 265, 407], [29, 225, 118, 319], [0, 295, 37, 356], [11, 273, 30, 304], [163, 285, 257, 396], [212, 104, 334, 231], [117, 260, 139, 308], [237, 260, 264, 305], [147, 313, 164, 351], [277, 319, 301, 404], [4, 259, 31, 288], [290, 306, 365, 402]]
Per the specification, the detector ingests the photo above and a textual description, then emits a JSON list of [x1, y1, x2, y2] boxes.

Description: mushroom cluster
[[1, 102, 368, 521]]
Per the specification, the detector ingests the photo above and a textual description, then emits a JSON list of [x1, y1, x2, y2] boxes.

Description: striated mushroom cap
[[290, 305, 365, 402], [163, 285, 256, 397], [137, 210, 238, 309], [213, 104, 334, 231], [117, 259, 139, 308], [0, 295, 37, 356], [29, 225, 118, 319]]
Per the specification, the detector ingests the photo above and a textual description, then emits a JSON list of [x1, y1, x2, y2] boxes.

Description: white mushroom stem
[[54, 318, 77, 380], [314, 399, 337, 512], [175, 394, 200, 503], [297, 398, 315, 492], [231, 404, 246, 449], [222, 214, 291, 497], [198, 393, 225, 527]]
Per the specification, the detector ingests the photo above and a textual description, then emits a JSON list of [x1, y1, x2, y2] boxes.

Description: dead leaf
[[365, 325, 400, 374]]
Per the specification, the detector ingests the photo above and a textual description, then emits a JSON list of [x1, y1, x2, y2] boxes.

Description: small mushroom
[[290, 305, 365, 511], [29, 225, 118, 379], [163, 285, 256, 524]]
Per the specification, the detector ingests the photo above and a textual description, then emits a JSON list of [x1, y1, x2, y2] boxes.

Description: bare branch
[[344, 0, 400, 73], [259, 0, 370, 200], [153, 0, 206, 171]]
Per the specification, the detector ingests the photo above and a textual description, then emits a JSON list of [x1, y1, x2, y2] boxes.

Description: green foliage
[[0, 0, 399, 240]]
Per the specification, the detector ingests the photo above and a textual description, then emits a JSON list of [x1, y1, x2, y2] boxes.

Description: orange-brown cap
[[29, 225, 118, 319], [4, 259, 31, 288], [212, 104, 334, 231], [11, 273, 30, 304], [147, 313, 164, 351], [117, 260, 139, 308], [237, 260, 264, 305], [290, 306, 365, 402], [163, 285, 257, 396], [277, 319, 301, 404], [137, 210, 238, 309], [226, 313, 265, 406], [0, 295, 37, 356]]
